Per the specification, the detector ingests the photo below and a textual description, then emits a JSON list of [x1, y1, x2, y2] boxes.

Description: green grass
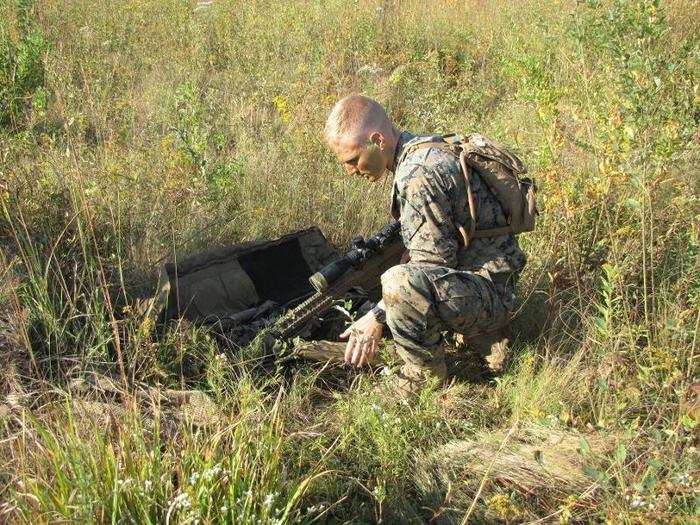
[[1, 0, 698, 522]]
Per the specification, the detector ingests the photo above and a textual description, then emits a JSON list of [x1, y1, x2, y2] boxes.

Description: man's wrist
[[370, 304, 386, 324]]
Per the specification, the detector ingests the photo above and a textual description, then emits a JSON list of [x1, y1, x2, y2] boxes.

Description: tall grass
[[1, 0, 698, 522], [5, 379, 326, 523]]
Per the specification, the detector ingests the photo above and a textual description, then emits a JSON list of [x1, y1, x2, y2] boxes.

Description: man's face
[[330, 135, 388, 182]]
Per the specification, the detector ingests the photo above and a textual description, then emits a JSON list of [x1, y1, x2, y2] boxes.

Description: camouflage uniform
[[381, 131, 526, 374]]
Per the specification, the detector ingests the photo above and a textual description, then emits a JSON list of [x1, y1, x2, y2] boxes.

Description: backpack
[[398, 133, 538, 246]]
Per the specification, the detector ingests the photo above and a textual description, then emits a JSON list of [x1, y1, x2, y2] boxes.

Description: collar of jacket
[[391, 130, 417, 171], [389, 130, 417, 220]]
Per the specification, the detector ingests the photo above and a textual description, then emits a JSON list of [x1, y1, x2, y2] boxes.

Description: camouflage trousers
[[380, 263, 517, 369]]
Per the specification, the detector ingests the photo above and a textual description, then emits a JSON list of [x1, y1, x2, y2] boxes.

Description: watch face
[[473, 134, 487, 148], [372, 306, 386, 323]]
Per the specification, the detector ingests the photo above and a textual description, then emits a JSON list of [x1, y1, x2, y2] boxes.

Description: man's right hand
[[339, 310, 384, 367]]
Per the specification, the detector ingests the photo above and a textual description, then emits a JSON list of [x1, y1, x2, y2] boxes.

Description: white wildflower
[[357, 64, 384, 76], [675, 472, 691, 486], [263, 492, 277, 507], [189, 472, 200, 485], [202, 465, 222, 482], [371, 403, 389, 421], [630, 494, 645, 509], [306, 503, 326, 513], [172, 492, 191, 510]]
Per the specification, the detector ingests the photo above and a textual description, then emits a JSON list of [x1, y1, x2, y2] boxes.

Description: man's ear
[[369, 131, 385, 150]]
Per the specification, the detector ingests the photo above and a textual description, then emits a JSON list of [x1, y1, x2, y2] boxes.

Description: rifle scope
[[309, 221, 401, 292]]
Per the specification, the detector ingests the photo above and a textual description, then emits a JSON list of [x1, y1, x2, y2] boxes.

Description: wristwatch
[[370, 305, 386, 324]]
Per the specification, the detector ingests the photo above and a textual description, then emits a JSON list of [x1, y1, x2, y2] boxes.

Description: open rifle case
[[155, 228, 388, 358]]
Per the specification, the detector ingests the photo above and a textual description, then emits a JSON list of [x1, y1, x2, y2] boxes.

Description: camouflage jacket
[[390, 131, 527, 274]]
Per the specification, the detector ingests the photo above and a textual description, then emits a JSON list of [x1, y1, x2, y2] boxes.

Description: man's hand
[[339, 310, 384, 367]]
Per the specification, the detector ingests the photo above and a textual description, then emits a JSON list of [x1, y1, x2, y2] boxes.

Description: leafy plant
[[0, 0, 49, 128]]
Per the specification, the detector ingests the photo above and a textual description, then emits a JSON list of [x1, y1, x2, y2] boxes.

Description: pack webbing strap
[[471, 226, 514, 238]]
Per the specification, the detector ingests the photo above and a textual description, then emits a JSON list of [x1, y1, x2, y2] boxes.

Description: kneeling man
[[324, 95, 527, 393]]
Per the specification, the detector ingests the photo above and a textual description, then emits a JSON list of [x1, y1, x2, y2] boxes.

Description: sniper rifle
[[270, 221, 403, 342]]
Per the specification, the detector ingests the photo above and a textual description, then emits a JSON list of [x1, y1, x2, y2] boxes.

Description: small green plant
[[0, 0, 49, 128], [173, 81, 208, 175], [595, 263, 621, 342]]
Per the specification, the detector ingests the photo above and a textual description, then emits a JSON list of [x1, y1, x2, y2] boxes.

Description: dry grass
[[417, 424, 615, 522], [1, 0, 698, 522]]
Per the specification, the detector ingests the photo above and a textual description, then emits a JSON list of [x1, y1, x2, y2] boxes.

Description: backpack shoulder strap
[[396, 138, 458, 166]]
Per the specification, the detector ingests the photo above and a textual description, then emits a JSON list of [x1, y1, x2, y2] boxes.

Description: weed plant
[[0, 0, 698, 522]]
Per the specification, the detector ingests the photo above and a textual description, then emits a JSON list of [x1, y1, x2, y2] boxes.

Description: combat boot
[[467, 332, 511, 373], [385, 353, 448, 399]]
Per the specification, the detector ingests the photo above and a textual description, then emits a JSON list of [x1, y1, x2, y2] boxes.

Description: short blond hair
[[324, 94, 390, 144]]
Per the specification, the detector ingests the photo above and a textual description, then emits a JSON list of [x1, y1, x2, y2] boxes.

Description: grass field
[[1, 0, 698, 522]]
